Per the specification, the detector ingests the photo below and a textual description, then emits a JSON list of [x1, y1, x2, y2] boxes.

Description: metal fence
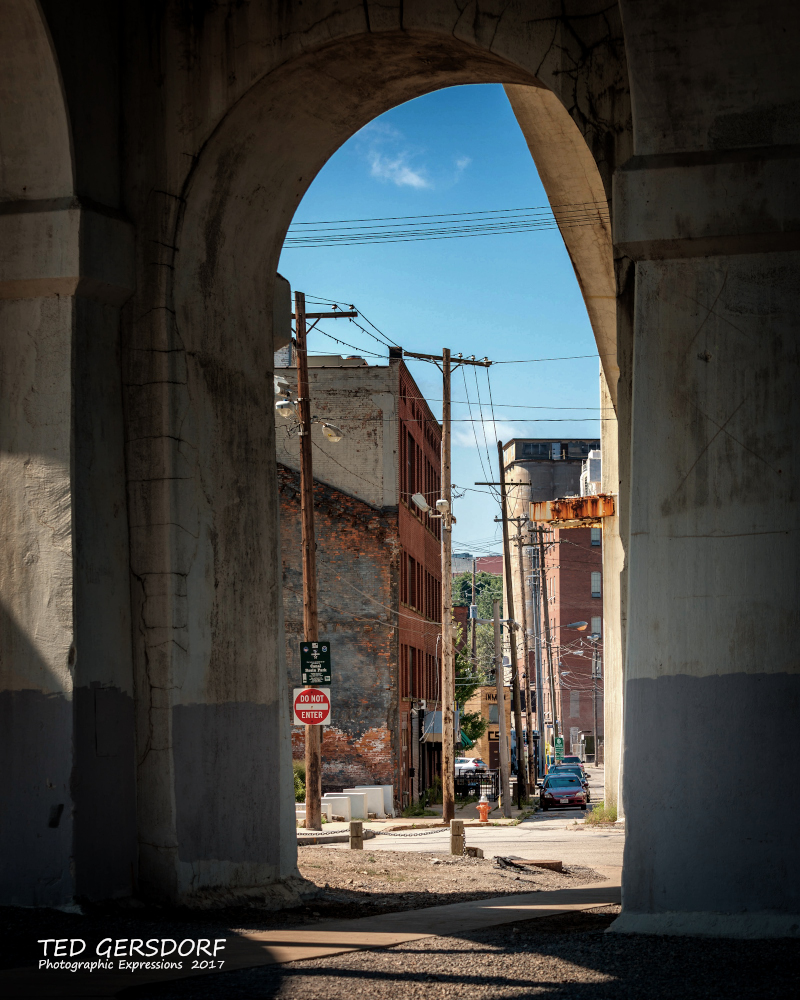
[[454, 769, 499, 801]]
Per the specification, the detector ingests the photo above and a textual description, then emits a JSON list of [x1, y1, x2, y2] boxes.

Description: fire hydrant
[[477, 794, 491, 823]]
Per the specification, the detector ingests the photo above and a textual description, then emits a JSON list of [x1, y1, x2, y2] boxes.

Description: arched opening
[[126, 27, 622, 904]]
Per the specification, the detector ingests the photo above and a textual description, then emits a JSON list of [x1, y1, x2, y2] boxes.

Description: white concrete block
[[322, 794, 352, 821], [326, 791, 367, 819], [347, 786, 386, 817]]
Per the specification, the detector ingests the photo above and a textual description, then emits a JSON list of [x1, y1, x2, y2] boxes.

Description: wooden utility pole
[[493, 599, 511, 817], [295, 291, 322, 831], [514, 529, 535, 787], [497, 442, 527, 805], [402, 347, 491, 824], [440, 348, 455, 822], [471, 557, 477, 665], [537, 525, 559, 755], [293, 293, 357, 830]]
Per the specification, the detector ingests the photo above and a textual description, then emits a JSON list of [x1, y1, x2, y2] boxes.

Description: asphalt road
[[323, 767, 624, 869]]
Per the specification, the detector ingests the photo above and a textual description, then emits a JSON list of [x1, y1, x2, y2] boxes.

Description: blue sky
[[279, 84, 602, 552]]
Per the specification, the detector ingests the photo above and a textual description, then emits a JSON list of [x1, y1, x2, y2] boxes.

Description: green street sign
[[300, 641, 331, 686], [554, 735, 565, 760]]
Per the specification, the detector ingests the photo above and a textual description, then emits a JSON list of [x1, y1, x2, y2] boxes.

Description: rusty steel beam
[[529, 493, 616, 528]]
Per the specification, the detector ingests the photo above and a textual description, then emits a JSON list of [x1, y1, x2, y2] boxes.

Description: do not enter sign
[[293, 687, 331, 726]]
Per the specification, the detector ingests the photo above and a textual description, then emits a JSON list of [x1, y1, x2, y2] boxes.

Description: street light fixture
[[320, 422, 344, 443], [411, 493, 431, 513], [275, 399, 296, 418]]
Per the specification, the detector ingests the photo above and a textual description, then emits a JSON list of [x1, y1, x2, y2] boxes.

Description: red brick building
[[397, 366, 443, 806], [276, 354, 442, 809], [541, 526, 604, 759]]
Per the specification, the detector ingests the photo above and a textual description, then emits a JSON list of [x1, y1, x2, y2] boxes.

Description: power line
[[284, 203, 610, 247], [290, 201, 608, 226]]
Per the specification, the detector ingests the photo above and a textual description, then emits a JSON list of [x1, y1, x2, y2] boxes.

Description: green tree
[[453, 570, 502, 608], [460, 710, 488, 744]]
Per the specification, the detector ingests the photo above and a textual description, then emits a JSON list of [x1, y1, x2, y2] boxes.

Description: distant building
[[476, 554, 503, 575], [452, 552, 474, 576], [462, 686, 512, 770], [451, 552, 503, 577], [580, 449, 602, 496], [276, 350, 443, 808], [540, 526, 604, 760], [501, 438, 600, 502], [502, 439, 604, 766]]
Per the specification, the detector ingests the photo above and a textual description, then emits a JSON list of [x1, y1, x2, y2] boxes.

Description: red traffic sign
[[293, 687, 331, 726]]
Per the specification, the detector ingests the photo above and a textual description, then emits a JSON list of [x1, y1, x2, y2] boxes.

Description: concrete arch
[[0, 0, 73, 201], [171, 29, 619, 407], [124, 22, 625, 904]]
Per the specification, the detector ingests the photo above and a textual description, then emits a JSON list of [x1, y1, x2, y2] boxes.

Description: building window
[[591, 527, 601, 546], [591, 571, 601, 598], [569, 690, 580, 717], [488, 705, 499, 723], [591, 616, 602, 634]]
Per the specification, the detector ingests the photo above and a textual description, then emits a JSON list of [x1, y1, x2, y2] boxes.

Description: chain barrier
[[298, 825, 449, 839]]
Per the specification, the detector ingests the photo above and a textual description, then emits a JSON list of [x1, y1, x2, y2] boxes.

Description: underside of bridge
[[0, 1, 797, 936]]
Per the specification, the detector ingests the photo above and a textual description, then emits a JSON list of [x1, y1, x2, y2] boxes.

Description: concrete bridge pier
[[611, 2, 800, 936]]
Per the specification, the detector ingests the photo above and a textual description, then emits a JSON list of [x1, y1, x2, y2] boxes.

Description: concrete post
[[349, 821, 364, 850], [450, 819, 465, 856]]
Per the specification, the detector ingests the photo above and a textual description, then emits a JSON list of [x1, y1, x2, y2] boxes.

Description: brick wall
[[543, 526, 603, 751], [397, 365, 442, 804], [278, 464, 401, 795]]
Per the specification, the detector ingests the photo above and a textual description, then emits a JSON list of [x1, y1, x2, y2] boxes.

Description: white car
[[455, 757, 488, 774]]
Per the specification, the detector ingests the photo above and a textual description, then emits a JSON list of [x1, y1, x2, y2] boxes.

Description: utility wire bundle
[[284, 202, 610, 247]]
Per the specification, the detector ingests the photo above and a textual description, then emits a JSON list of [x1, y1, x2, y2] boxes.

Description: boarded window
[[570, 690, 580, 717]]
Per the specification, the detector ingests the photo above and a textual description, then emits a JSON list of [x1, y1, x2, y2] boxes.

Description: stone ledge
[[0, 198, 134, 303], [613, 146, 800, 259], [607, 910, 800, 939]]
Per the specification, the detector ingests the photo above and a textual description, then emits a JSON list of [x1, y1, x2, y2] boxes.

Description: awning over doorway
[[420, 710, 460, 743]]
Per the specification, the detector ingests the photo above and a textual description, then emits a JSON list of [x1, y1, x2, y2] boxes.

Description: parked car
[[561, 755, 587, 772], [539, 774, 587, 811], [549, 763, 591, 800], [455, 757, 488, 775]]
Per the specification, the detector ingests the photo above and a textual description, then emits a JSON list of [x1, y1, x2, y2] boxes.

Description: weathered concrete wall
[[279, 466, 399, 791], [275, 364, 398, 508], [4, 0, 796, 929], [0, 1, 136, 907], [610, 0, 800, 937]]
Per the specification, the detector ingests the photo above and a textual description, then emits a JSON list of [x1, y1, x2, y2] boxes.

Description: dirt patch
[[291, 847, 606, 920]]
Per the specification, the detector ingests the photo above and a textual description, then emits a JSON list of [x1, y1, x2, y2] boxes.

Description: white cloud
[[453, 418, 518, 449], [454, 155, 472, 174], [368, 151, 430, 189]]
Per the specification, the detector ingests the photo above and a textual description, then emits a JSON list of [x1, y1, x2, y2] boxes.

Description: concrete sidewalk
[[1, 869, 621, 998]]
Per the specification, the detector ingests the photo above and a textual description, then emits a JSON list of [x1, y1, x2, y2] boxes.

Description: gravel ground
[[292, 847, 606, 917], [122, 905, 800, 1000], [0, 852, 602, 971]]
